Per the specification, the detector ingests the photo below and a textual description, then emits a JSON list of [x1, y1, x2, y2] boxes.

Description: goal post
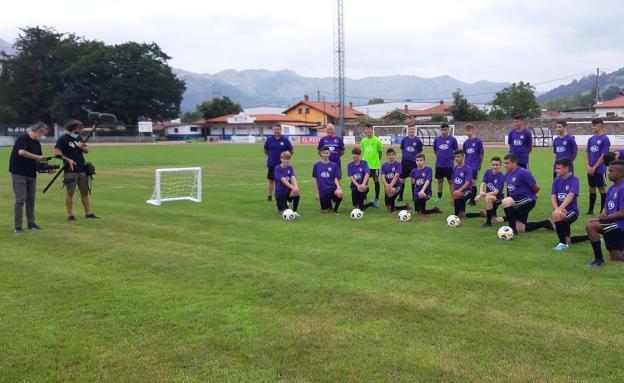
[[146, 167, 202, 206]]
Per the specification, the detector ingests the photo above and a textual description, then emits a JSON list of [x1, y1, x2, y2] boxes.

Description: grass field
[[1, 143, 623, 382]]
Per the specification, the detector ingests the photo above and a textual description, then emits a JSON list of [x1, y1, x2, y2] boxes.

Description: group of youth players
[[265, 117, 624, 267]]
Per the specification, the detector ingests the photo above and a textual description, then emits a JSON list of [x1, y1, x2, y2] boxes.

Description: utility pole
[[594, 67, 600, 109], [334, 0, 346, 137]]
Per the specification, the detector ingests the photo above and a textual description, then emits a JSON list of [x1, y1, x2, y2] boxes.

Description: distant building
[[595, 95, 624, 118], [380, 101, 453, 122], [198, 112, 318, 139], [283, 95, 367, 125]]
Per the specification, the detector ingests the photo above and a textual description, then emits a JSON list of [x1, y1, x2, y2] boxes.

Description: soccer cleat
[[28, 224, 43, 231], [585, 210, 593, 215], [85, 213, 100, 219], [435, 197, 443, 203], [333, 211, 340, 216], [67, 215, 76, 221], [293, 212, 301, 218], [432, 207, 442, 214], [588, 259, 604, 267], [371, 200, 380, 208], [553, 243, 569, 251], [481, 222, 492, 228], [14, 227, 25, 235], [267, 195, 272, 202]]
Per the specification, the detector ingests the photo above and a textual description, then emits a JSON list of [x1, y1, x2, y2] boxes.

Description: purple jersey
[[317, 135, 345, 165], [617, 148, 624, 159], [347, 160, 370, 190], [506, 166, 537, 201], [264, 135, 293, 168], [274, 165, 295, 197], [606, 183, 624, 231], [482, 169, 505, 201], [586, 134, 610, 174], [312, 161, 339, 197], [381, 161, 402, 190], [410, 166, 433, 198], [551, 175, 580, 215], [508, 129, 532, 164], [463, 137, 484, 170], [452, 165, 473, 191], [400, 136, 423, 162], [433, 135, 458, 168], [553, 135, 578, 171]]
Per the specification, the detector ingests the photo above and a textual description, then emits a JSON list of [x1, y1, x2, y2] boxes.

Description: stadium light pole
[[334, 0, 346, 137]]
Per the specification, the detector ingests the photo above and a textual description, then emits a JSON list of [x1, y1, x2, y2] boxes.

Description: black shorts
[[601, 223, 624, 251], [492, 199, 502, 214], [276, 194, 293, 211], [320, 190, 341, 210], [587, 173, 606, 188], [369, 169, 380, 178], [435, 167, 452, 180], [453, 190, 473, 215], [351, 187, 369, 207], [565, 210, 579, 224], [511, 196, 536, 223], [400, 159, 416, 179], [471, 170, 479, 184], [267, 167, 275, 181]]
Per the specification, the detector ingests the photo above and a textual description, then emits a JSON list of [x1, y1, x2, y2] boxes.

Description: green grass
[[1, 143, 623, 382]]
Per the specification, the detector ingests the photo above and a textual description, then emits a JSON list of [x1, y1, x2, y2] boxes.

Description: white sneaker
[[553, 243, 569, 251], [293, 212, 301, 218]]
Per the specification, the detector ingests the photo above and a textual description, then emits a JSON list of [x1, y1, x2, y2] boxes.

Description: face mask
[[70, 133, 80, 139], [36, 135, 46, 141]]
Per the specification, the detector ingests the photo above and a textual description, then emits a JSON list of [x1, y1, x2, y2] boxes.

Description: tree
[[181, 110, 201, 123], [430, 114, 448, 122], [602, 85, 622, 101], [489, 82, 541, 120], [198, 96, 242, 120], [368, 97, 384, 105], [448, 89, 488, 121]]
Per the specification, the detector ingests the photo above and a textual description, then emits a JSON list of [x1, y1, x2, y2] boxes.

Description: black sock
[[486, 208, 494, 224], [398, 185, 404, 200], [525, 219, 552, 232], [333, 197, 343, 212], [589, 193, 596, 212], [554, 221, 569, 244], [590, 240, 604, 262], [292, 196, 300, 211], [571, 235, 589, 243], [374, 182, 380, 200], [470, 186, 477, 201], [504, 207, 517, 233], [437, 192, 442, 198], [465, 213, 481, 218], [361, 202, 373, 211], [600, 193, 607, 211], [424, 208, 437, 214]]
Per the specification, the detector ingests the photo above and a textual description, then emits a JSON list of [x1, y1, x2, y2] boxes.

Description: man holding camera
[[54, 119, 99, 220], [9, 122, 50, 234]]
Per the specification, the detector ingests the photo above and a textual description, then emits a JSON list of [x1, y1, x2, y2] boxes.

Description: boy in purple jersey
[[552, 120, 577, 177], [410, 153, 442, 218], [312, 146, 344, 215], [398, 125, 423, 202], [548, 158, 581, 250], [507, 115, 532, 169], [347, 148, 374, 211], [603, 148, 624, 166], [584, 160, 624, 267], [381, 148, 410, 213], [501, 153, 540, 234], [451, 150, 473, 218], [317, 123, 345, 178], [462, 123, 484, 205], [585, 118, 611, 214], [264, 124, 293, 202], [472, 157, 506, 227], [433, 123, 459, 203], [274, 152, 301, 216]]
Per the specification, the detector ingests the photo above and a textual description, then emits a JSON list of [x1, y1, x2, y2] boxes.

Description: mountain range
[[537, 67, 624, 102]]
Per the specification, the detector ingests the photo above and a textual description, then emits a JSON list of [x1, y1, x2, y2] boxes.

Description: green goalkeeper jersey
[[360, 136, 383, 170]]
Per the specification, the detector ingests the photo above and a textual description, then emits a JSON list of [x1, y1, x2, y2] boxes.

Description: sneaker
[[85, 213, 100, 219], [333, 211, 340, 216], [553, 243, 569, 251], [435, 197, 443, 203], [588, 259, 605, 267], [14, 227, 25, 235], [267, 195, 272, 202], [67, 215, 76, 221], [585, 210, 594, 215], [371, 200, 380, 208], [28, 224, 43, 231], [432, 207, 442, 214], [481, 222, 492, 228], [293, 211, 301, 218]]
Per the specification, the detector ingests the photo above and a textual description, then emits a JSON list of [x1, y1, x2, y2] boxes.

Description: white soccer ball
[[498, 226, 515, 241], [350, 208, 364, 220], [282, 209, 296, 221], [446, 215, 461, 227], [398, 210, 412, 222]]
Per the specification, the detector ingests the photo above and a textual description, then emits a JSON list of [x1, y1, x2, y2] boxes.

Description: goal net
[[146, 167, 202, 206]]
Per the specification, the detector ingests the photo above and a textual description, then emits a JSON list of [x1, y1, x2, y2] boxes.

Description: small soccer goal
[[146, 167, 202, 206]]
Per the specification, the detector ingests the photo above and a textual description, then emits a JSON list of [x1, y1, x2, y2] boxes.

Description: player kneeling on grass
[[410, 153, 441, 218], [584, 160, 624, 267], [450, 150, 473, 218], [381, 148, 410, 213], [548, 158, 581, 251], [501, 153, 540, 235], [274, 152, 300, 217], [348, 148, 374, 211], [472, 156, 506, 227], [313, 146, 343, 215]]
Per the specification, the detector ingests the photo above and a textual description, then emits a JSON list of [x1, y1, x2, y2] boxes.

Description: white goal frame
[[146, 167, 202, 206]]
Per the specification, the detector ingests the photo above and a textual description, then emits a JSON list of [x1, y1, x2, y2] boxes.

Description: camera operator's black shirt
[[9, 133, 42, 178], [55, 134, 85, 172]]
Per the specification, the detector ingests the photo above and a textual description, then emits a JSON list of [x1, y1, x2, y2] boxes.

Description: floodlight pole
[[334, 0, 346, 137]]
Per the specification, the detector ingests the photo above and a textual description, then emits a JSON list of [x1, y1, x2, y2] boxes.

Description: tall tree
[[489, 82, 541, 120], [198, 96, 242, 119], [448, 89, 487, 121], [602, 85, 622, 101], [368, 97, 384, 105]]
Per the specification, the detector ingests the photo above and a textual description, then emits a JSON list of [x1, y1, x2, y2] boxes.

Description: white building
[[595, 95, 624, 118]]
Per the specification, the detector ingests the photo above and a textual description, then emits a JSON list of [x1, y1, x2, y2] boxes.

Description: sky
[[1, 0, 623, 91]]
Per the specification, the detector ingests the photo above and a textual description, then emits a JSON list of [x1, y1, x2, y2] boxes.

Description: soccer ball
[[446, 215, 460, 227], [497, 226, 514, 241], [282, 209, 296, 221], [350, 208, 364, 220], [398, 210, 412, 222]]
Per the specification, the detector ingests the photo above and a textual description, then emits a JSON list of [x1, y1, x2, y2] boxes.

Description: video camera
[[37, 157, 61, 174]]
